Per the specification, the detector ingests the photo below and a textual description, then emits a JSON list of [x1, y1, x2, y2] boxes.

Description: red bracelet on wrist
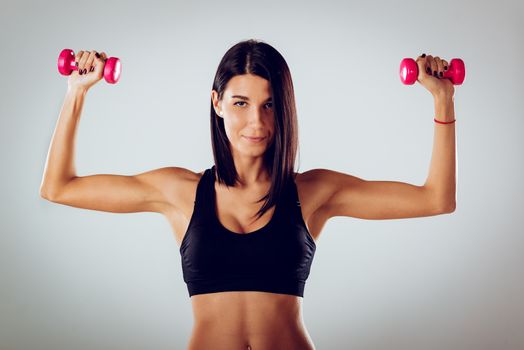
[[434, 118, 456, 124]]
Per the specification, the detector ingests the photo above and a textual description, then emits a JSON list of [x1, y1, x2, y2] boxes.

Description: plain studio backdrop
[[1, 0, 523, 349]]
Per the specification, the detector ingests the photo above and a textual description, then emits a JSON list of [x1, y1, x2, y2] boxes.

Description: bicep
[[45, 167, 185, 215]]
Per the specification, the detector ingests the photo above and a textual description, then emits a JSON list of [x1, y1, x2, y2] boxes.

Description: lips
[[243, 136, 266, 142]]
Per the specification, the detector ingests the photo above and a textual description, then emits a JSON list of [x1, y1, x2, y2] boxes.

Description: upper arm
[[308, 168, 453, 220], [42, 166, 195, 215]]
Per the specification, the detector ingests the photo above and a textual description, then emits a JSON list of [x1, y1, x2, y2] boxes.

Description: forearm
[[424, 94, 456, 210], [40, 87, 87, 197]]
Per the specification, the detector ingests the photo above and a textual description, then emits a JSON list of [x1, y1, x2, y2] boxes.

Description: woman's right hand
[[67, 50, 108, 92]]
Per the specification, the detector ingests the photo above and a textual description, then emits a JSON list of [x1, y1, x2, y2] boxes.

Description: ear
[[211, 90, 222, 117]]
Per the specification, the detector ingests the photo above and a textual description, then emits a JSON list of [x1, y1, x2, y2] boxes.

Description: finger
[[95, 52, 107, 66], [426, 55, 438, 77], [415, 53, 431, 77], [74, 50, 83, 68], [442, 59, 449, 72], [420, 54, 433, 76], [85, 50, 97, 73], [92, 51, 101, 72], [99, 52, 108, 62], [415, 53, 427, 61], [78, 50, 90, 75], [434, 56, 445, 78]]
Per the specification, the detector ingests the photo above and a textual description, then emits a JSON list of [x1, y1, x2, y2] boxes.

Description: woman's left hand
[[416, 54, 455, 99]]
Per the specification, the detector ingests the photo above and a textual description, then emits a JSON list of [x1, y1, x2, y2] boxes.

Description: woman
[[40, 39, 456, 350]]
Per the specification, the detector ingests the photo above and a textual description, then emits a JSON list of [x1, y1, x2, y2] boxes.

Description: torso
[[162, 168, 331, 350]]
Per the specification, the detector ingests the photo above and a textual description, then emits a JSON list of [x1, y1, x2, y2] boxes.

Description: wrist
[[66, 86, 88, 97], [434, 117, 456, 124], [432, 91, 454, 104], [433, 93, 455, 123]]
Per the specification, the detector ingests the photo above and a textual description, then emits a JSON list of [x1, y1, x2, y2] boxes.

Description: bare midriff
[[185, 291, 316, 350]]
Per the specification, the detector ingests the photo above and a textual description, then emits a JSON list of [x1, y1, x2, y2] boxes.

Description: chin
[[235, 145, 268, 157]]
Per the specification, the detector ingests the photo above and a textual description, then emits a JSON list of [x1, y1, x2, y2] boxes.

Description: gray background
[[1, 0, 523, 349]]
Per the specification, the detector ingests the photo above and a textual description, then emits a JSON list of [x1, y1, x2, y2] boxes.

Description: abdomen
[[187, 291, 316, 350]]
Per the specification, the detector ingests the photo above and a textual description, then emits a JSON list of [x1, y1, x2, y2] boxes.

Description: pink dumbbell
[[399, 57, 465, 85], [57, 48, 122, 84]]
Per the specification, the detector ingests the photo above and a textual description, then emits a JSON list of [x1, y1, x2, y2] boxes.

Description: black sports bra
[[179, 165, 316, 298]]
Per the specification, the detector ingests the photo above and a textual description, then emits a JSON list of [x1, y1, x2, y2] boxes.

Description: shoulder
[[292, 169, 338, 213], [294, 168, 338, 194], [295, 168, 362, 186], [147, 166, 204, 186], [294, 168, 325, 182], [147, 166, 206, 211], [293, 168, 363, 209], [294, 168, 351, 186]]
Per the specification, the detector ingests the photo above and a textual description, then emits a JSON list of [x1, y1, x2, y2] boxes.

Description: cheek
[[268, 119, 275, 138], [222, 117, 241, 141]]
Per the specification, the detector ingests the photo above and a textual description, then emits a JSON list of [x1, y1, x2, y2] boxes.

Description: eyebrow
[[231, 95, 272, 101]]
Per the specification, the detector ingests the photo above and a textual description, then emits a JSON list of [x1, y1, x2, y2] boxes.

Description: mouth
[[243, 136, 266, 143]]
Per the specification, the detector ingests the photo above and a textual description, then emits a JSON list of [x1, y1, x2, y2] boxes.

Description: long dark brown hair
[[210, 39, 300, 221]]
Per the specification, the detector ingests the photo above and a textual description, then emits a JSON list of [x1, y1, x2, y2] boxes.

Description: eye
[[233, 101, 273, 109]]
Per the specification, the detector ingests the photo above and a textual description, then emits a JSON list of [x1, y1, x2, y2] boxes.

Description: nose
[[247, 107, 267, 126]]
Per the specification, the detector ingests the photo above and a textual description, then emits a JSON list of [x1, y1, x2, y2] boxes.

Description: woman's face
[[212, 74, 275, 159]]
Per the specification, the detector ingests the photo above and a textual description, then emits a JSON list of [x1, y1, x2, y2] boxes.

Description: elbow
[[439, 201, 456, 214], [40, 188, 52, 201], [40, 186, 49, 198], [40, 179, 72, 202], [40, 187, 57, 202], [424, 186, 456, 214]]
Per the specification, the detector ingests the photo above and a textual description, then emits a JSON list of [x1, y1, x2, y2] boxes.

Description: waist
[[191, 290, 303, 329], [188, 291, 316, 349]]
